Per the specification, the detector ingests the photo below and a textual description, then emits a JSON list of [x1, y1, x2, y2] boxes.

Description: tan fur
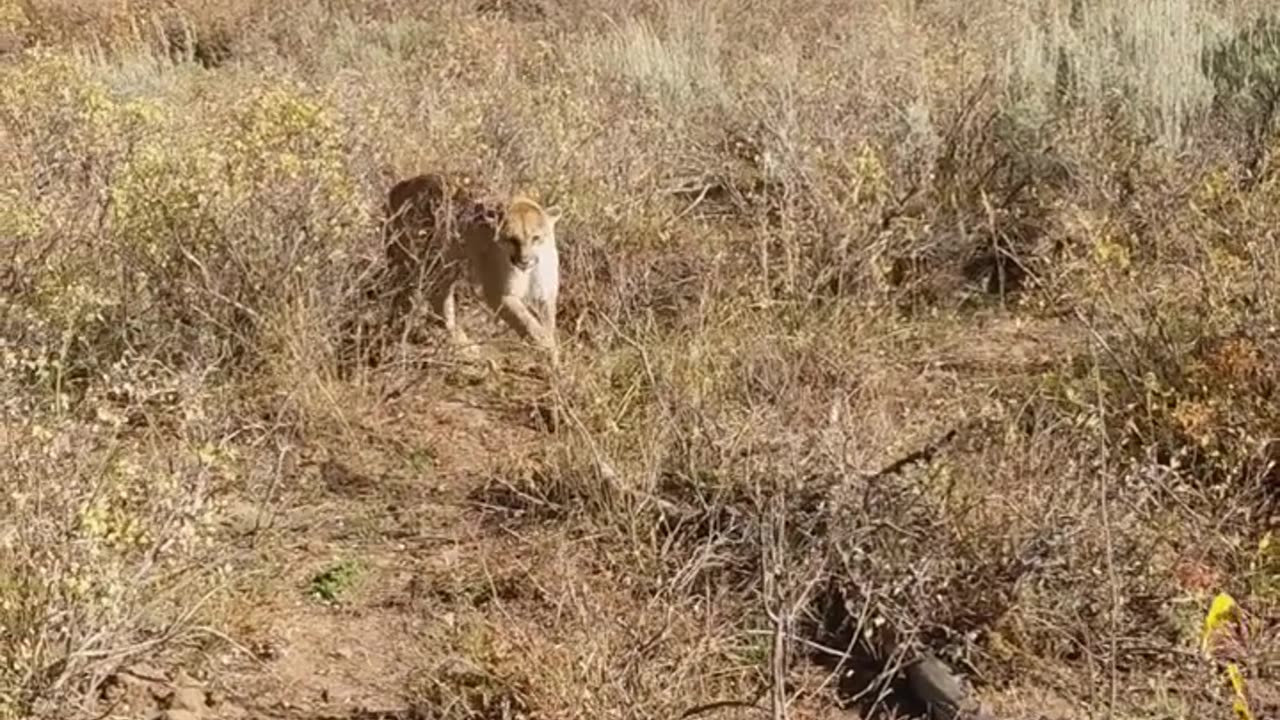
[[383, 172, 563, 365]]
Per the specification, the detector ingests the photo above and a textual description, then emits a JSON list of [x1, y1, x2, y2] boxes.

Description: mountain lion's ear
[[544, 205, 562, 226]]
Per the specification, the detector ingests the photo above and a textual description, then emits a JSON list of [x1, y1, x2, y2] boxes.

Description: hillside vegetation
[[1, 1, 1278, 718]]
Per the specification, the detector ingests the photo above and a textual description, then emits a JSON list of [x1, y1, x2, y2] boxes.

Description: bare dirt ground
[[98, 325, 562, 719], [86, 311, 1091, 720]]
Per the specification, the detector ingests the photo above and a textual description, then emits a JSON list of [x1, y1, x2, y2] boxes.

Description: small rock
[[165, 710, 202, 720], [905, 654, 968, 720], [218, 500, 266, 536], [251, 640, 280, 660], [170, 685, 207, 712], [0, 29, 22, 59], [123, 662, 166, 685]]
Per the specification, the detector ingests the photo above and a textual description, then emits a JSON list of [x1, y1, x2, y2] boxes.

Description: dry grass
[[2, 1, 1279, 719]]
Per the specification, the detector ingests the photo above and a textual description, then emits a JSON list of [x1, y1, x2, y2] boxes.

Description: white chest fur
[[523, 242, 559, 303]]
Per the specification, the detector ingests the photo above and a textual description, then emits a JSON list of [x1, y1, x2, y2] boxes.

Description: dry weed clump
[[2, 48, 368, 383], [7, 0, 257, 62], [0, 394, 234, 719]]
